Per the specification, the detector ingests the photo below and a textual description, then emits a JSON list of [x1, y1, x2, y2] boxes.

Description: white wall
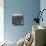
[[0, 0, 4, 42]]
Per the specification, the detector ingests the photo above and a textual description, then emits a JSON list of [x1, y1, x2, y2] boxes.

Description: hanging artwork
[[12, 14, 24, 26]]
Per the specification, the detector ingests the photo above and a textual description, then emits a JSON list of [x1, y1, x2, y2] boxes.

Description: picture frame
[[12, 14, 24, 26]]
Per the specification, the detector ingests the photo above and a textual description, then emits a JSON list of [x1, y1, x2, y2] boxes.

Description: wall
[[4, 0, 40, 42], [40, 0, 46, 45], [0, 0, 4, 42], [40, 0, 46, 26]]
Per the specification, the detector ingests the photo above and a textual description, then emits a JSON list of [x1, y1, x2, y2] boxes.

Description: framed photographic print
[[12, 14, 24, 26]]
